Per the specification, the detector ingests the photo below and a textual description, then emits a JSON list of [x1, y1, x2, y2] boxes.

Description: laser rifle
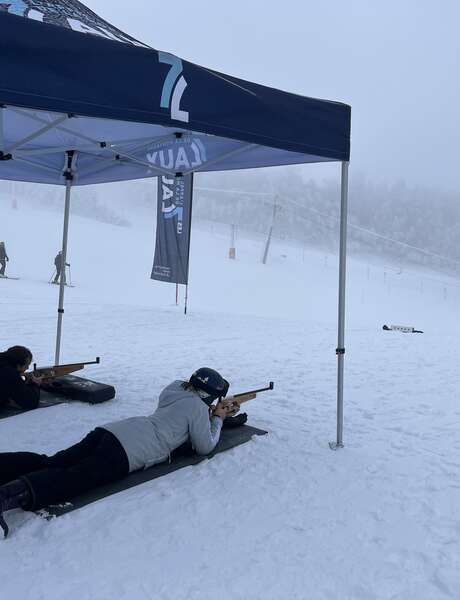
[[214, 381, 274, 415], [31, 357, 100, 379], [383, 324, 423, 334]]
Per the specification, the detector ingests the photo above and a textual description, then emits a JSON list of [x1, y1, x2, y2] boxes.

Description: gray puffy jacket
[[102, 380, 222, 472]]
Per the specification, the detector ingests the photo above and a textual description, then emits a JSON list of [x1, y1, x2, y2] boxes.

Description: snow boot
[[0, 479, 32, 539]]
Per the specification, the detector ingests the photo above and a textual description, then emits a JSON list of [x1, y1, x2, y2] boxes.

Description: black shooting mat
[[0, 391, 67, 420], [38, 425, 268, 518], [0, 377, 114, 420]]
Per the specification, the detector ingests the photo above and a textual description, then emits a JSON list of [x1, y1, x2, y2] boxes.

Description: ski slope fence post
[[55, 151, 75, 365], [330, 161, 349, 450], [11, 181, 18, 210], [262, 195, 277, 265], [229, 223, 236, 259]]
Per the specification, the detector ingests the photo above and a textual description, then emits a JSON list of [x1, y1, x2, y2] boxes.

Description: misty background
[[1, 0, 459, 274]]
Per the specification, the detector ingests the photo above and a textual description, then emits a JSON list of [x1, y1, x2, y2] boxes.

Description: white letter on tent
[[171, 76, 189, 123], [67, 18, 123, 44], [160, 149, 174, 170], [162, 184, 174, 201], [190, 142, 203, 168], [175, 147, 190, 171], [28, 10, 44, 21]]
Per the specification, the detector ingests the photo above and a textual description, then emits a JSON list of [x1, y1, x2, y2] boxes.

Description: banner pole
[[229, 223, 236, 259], [184, 172, 194, 316], [176, 283, 179, 306]]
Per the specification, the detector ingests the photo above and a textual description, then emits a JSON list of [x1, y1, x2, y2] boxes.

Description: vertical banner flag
[[151, 173, 193, 285]]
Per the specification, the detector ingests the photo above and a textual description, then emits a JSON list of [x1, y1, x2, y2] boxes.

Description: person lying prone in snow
[[0, 367, 243, 538], [0, 346, 43, 412]]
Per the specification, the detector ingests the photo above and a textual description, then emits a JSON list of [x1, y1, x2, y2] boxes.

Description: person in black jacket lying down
[[0, 346, 42, 411]]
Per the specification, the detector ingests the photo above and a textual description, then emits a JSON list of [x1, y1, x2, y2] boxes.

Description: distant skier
[[0, 367, 243, 538], [52, 250, 70, 284], [0, 242, 9, 277]]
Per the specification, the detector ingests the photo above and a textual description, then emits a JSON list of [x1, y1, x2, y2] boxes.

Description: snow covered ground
[[1, 200, 460, 600]]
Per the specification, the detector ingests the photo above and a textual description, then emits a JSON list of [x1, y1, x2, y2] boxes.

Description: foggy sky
[[86, 0, 460, 191]]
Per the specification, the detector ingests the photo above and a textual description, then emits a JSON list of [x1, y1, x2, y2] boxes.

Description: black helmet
[[189, 367, 229, 405]]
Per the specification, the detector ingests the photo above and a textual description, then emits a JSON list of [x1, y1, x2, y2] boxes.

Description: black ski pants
[[0, 428, 129, 510], [0, 259, 6, 276], [53, 266, 65, 284]]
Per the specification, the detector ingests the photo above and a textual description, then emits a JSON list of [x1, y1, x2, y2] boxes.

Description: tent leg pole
[[55, 175, 73, 365], [330, 161, 349, 450], [0, 106, 4, 152]]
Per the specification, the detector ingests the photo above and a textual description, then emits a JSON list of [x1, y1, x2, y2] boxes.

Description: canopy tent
[[0, 2, 351, 448]]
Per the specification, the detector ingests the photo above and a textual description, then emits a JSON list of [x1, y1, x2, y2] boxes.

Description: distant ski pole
[[184, 285, 189, 315]]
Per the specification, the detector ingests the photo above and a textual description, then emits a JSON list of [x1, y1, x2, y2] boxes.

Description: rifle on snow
[[383, 324, 423, 334], [31, 357, 100, 379], [216, 381, 274, 414]]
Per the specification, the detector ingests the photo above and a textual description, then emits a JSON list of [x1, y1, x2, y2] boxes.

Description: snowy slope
[[0, 201, 459, 600]]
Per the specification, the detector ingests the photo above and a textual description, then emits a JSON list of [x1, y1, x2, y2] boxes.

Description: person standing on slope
[[52, 250, 70, 284], [0, 242, 9, 277], [0, 367, 240, 538]]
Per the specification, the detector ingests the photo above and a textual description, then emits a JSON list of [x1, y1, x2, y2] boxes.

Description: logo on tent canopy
[[146, 138, 206, 172], [160, 176, 188, 235], [0, 0, 146, 46], [159, 52, 189, 123]]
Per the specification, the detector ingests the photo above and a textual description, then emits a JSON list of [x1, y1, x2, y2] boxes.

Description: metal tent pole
[[330, 161, 349, 450], [55, 151, 75, 365]]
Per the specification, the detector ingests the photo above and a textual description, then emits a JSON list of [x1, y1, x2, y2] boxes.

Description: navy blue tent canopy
[[0, 9, 350, 186], [0, 2, 350, 449]]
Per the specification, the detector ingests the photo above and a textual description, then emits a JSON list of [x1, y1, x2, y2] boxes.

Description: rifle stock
[[221, 381, 274, 409], [224, 392, 256, 406], [32, 357, 100, 379]]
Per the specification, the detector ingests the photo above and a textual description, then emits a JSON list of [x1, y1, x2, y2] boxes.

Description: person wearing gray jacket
[[0, 368, 234, 539]]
